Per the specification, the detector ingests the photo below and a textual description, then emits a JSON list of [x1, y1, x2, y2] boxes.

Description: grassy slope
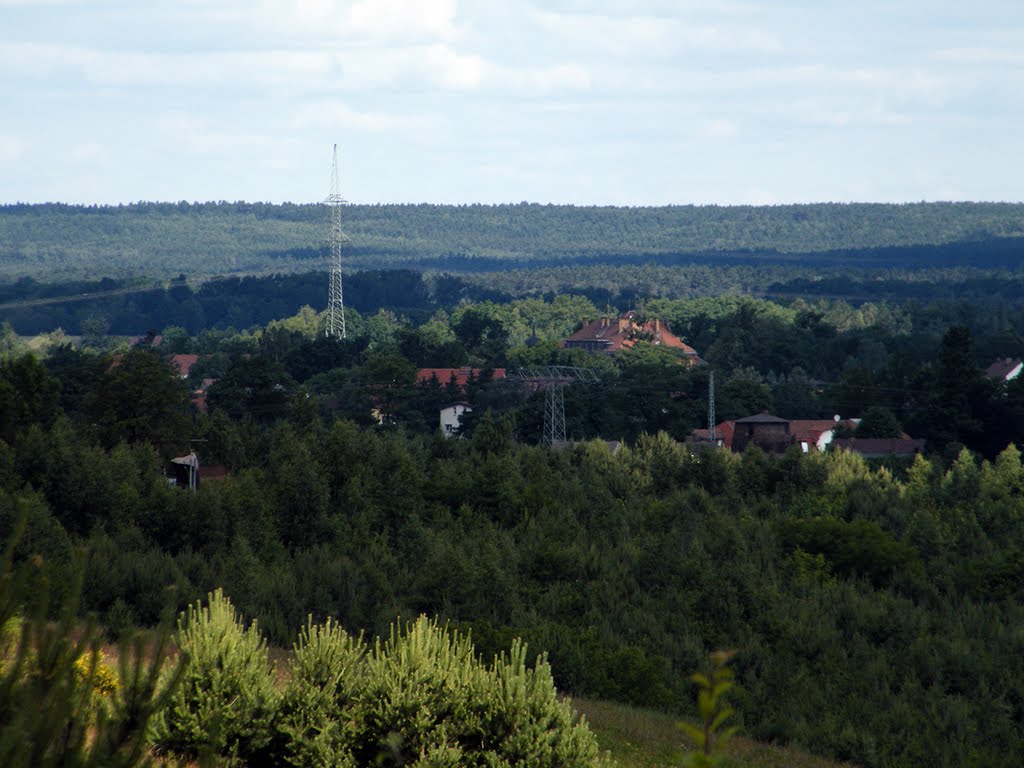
[[102, 638, 854, 768], [574, 697, 857, 768]]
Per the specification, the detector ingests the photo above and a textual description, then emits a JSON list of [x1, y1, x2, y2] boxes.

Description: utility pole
[[708, 369, 717, 444], [325, 144, 347, 338]]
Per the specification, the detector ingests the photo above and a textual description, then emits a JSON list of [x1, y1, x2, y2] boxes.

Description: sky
[[1, 0, 1022, 206]]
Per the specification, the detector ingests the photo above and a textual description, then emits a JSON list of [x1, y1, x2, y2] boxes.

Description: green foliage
[[778, 517, 919, 586], [0, 522, 184, 768], [83, 348, 191, 455], [6, 283, 1024, 767], [151, 588, 278, 762], [4, 201, 1024, 283], [854, 406, 902, 439], [271, 617, 366, 767], [296, 615, 602, 768], [680, 650, 740, 768], [0, 353, 60, 443], [158, 609, 602, 768]]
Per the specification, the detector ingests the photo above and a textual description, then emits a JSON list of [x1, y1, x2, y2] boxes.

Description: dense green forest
[[5, 263, 1024, 340], [2, 288, 1023, 766], [2, 201, 1023, 281], [3, 201, 1024, 766]]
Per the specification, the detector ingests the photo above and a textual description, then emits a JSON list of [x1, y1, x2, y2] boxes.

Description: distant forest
[[2, 201, 1023, 282], [2, 200, 1024, 338]]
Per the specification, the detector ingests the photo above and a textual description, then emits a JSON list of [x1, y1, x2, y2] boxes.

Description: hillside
[[2, 201, 1024, 281], [575, 698, 858, 768]]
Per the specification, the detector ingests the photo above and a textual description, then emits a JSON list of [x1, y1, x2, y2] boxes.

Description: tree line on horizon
[[1, 200, 1022, 282]]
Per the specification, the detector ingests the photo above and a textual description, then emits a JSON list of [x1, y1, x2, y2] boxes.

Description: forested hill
[[2, 201, 1024, 281]]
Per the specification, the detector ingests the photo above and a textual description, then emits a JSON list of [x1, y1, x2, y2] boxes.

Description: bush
[[352, 616, 601, 768], [151, 588, 277, 763], [261, 614, 603, 767], [271, 617, 366, 767]]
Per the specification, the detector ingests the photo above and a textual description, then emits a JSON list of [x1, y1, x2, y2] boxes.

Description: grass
[[572, 697, 858, 768], [94, 632, 857, 768]]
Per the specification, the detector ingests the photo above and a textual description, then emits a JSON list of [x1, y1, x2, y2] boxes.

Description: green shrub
[[679, 650, 739, 768], [151, 588, 277, 762], [271, 616, 366, 767], [485, 637, 603, 768], [353, 616, 601, 767]]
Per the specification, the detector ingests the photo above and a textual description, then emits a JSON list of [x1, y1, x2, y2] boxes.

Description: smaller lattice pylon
[[509, 366, 600, 446]]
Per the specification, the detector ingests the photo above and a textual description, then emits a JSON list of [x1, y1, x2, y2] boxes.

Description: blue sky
[[1, 0, 1021, 205]]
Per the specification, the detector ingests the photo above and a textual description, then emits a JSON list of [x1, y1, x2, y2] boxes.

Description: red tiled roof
[[564, 312, 698, 356], [789, 419, 842, 447], [690, 420, 735, 449], [416, 367, 507, 390], [171, 354, 200, 377]]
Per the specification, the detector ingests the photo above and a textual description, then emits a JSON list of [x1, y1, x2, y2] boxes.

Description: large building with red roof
[[563, 311, 698, 363]]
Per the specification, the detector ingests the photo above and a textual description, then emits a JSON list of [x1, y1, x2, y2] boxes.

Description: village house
[[730, 413, 794, 453], [689, 413, 924, 457], [439, 402, 472, 437], [416, 368, 507, 437], [170, 353, 200, 378]]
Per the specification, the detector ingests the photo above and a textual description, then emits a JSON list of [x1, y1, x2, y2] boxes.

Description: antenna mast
[[708, 369, 717, 443], [325, 144, 346, 338]]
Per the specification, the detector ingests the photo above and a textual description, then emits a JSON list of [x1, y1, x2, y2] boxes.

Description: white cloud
[[419, 44, 483, 90], [70, 142, 107, 163], [935, 47, 1024, 65], [487, 62, 591, 94], [700, 118, 738, 138], [292, 101, 436, 133], [2, 1, 1022, 204], [528, 8, 781, 57], [0, 134, 28, 162], [349, 0, 459, 41], [240, 0, 460, 44], [157, 112, 299, 161]]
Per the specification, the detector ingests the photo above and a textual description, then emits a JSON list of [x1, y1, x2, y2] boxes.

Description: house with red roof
[[688, 420, 736, 450], [563, 311, 699, 363], [690, 416, 859, 453], [170, 354, 200, 378], [416, 367, 506, 392]]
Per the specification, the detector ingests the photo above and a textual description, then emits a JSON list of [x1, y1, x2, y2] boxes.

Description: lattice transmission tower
[[325, 144, 347, 338], [509, 366, 601, 446]]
